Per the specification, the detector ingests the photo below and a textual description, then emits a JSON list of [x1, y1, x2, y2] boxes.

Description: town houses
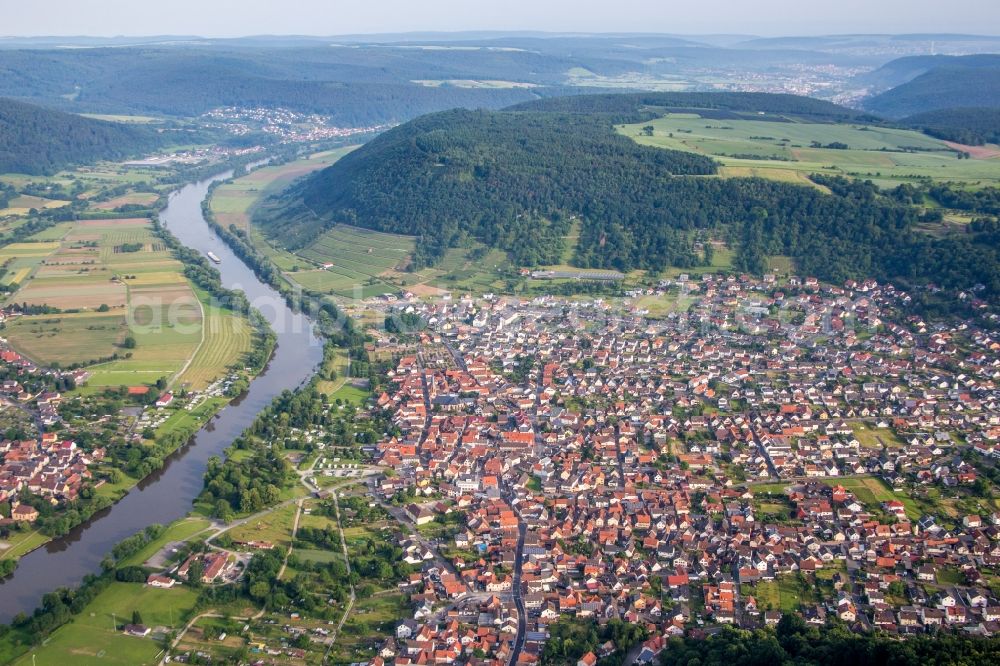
[[0, 434, 104, 505], [367, 275, 1000, 665]]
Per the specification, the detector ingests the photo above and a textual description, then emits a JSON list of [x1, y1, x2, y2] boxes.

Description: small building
[[146, 574, 176, 588], [123, 623, 150, 637], [404, 503, 435, 526], [11, 504, 39, 522]]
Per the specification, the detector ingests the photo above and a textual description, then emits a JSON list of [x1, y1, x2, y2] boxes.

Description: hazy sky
[[3, 0, 998, 37]]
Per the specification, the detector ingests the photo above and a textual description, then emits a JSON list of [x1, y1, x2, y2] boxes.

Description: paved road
[[506, 506, 528, 666]]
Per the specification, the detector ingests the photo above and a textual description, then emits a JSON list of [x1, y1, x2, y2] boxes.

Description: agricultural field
[[0, 160, 175, 209], [619, 112, 1000, 187], [174, 298, 253, 390], [0, 194, 70, 217], [3, 311, 129, 365], [286, 224, 417, 298], [92, 192, 160, 211], [1, 217, 251, 389], [214, 150, 515, 300], [209, 147, 356, 233], [407, 245, 510, 296]]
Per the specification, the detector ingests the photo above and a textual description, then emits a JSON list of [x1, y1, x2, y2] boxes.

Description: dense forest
[[260, 92, 1000, 300], [902, 107, 1000, 146], [660, 614, 1000, 666], [864, 55, 1000, 117], [0, 98, 163, 174]]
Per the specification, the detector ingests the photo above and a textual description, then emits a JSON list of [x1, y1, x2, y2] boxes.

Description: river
[[0, 171, 324, 623]]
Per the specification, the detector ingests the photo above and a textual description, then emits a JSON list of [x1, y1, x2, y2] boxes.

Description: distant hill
[[902, 107, 1000, 146], [0, 98, 163, 174], [852, 53, 1000, 90], [509, 91, 867, 121], [864, 55, 1000, 117]]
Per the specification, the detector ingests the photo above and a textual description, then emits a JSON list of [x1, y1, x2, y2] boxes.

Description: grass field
[[121, 517, 213, 567], [619, 112, 1000, 187], [13, 582, 199, 666], [852, 424, 905, 449], [3, 311, 129, 365], [330, 383, 371, 405], [0, 529, 50, 561], [226, 502, 299, 547], [633, 292, 696, 316], [315, 346, 350, 396], [822, 476, 920, 521]]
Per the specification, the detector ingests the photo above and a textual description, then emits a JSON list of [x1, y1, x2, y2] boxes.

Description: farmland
[[289, 224, 417, 298], [0, 159, 175, 221], [209, 147, 356, 233], [4, 311, 129, 365], [175, 297, 253, 390], [1, 216, 251, 389], [619, 112, 1000, 188]]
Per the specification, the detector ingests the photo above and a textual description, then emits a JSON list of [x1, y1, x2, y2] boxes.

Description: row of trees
[[661, 614, 1000, 666]]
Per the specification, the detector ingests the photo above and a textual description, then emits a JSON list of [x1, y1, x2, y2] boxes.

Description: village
[[5, 269, 1000, 665], [0, 330, 247, 549], [201, 106, 393, 144], [366, 272, 1000, 666]]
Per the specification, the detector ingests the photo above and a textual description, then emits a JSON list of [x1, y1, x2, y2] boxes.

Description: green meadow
[[619, 112, 1000, 187]]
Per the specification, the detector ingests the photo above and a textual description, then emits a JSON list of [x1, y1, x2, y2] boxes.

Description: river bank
[[0, 169, 324, 624]]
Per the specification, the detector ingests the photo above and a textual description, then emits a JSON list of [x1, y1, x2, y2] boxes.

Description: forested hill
[[902, 107, 1000, 146], [864, 55, 1000, 117], [256, 108, 718, 267], [507, 91, 868, 121], [0, 98, 163, 174], [257, 92, 1000, 301]]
